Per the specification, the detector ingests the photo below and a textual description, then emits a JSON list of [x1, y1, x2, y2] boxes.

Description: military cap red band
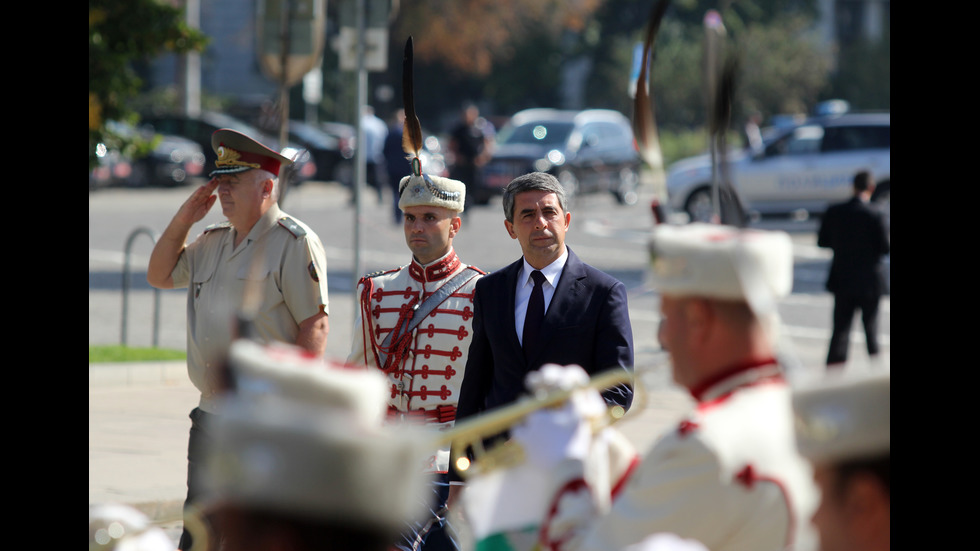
[[209, 128, 292, 178]]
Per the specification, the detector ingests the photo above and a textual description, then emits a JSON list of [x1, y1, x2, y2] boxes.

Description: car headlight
[[546, 149, 565, 165], [533, 149, 565, 172]]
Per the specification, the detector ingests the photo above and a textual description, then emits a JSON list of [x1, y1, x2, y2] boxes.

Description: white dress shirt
[[514, 249, 568, 346]]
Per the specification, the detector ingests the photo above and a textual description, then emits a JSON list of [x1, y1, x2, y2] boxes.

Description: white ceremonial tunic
[[347, 249, 485, 474], [171, 203, 330, 413], [576, 361, 819, 551]]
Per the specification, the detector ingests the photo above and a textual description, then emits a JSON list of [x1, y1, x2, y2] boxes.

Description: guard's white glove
[[512, 364, 608, 468]]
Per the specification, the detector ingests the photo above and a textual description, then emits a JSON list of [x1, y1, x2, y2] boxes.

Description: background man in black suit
[[450, 172, 634, 493], [817, 170, 890, 367]]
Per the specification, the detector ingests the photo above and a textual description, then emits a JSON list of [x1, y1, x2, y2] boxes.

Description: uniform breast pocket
[[191, 260, 218, 303], [236, 260, 281, 305]]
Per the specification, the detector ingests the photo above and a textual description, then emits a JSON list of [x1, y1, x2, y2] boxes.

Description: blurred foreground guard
[[146, 128, 330, 551], [195, 339, 432, 551], [792, 371, 890, 551], [568, 224, 818, 551], [462, 223, 820, 551], [817, 170, 890, 368]]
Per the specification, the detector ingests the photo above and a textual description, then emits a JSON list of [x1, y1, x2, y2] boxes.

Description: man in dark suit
[[818, 170, 890, 367], [450, 172, 634, 490]]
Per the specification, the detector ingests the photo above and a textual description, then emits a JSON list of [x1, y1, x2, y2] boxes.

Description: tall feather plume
[[632, 0, 670, 222], [401, 36, 424, 176], [704, 11, 748, 228], [714, 54, 748, 228]]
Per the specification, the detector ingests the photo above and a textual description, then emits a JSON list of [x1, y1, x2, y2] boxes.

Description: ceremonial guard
[[347, 170, 485, 551], [571, 224, 820, 551]]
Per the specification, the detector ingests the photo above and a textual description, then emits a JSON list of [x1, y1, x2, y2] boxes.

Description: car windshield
[[289, 123, 334, 148], [497, 121, 575, 146]]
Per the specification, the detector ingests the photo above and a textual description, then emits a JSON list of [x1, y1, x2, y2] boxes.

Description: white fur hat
[[647, 223, 793, 315], [200, 340, 432, 532], [792, 370, 890, 465], [399, 173, 466, 213]]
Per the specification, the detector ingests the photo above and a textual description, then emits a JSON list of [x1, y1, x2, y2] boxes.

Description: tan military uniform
[[347, 248, 484, 474], [171, 203, 329, 413], [576, 361, 819, 551]]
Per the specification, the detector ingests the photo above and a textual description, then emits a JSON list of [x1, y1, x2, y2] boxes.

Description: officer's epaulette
[[361, 266, 403, 281], [203, 221, 233, 234], [277, 216, 307, 238]]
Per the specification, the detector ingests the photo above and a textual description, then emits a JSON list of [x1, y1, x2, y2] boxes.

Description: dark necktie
[[522, 270, 546, 360]]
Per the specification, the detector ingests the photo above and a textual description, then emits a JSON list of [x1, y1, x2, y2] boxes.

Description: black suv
[[474, 108, 642, 206]]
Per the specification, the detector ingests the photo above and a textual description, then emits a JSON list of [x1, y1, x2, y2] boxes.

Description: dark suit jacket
[[818, 197, 890, 297], [451, 247, 634, 479]]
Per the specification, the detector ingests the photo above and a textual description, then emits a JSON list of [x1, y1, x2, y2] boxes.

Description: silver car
[[666, 112, 890, 222]]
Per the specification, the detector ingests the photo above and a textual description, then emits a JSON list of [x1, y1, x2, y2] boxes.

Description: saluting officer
[[346, 171, 485, 551], [147, 128, 330, 551]]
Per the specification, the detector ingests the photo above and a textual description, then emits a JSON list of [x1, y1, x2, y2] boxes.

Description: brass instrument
[[440, 368, 638, 479]]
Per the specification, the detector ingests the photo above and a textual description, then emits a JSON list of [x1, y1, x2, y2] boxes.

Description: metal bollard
[[121, 227, 161, 347]]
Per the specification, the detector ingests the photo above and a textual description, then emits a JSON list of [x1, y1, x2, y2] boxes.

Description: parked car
[[138, 111, 316, 184], [109, 121, 206, 188], [132, 132, 205, 187], [319, 121, 356, 186], [475, 108, 642, 206], [90, 121, 206, 189], [89, 140, 131, 190], [287, 120, 355, 184], [665, 112, 890, 222], [313, 121, 447, 187]]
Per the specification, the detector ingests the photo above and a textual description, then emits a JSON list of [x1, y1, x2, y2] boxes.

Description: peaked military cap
[[210, 128, 292, 178]]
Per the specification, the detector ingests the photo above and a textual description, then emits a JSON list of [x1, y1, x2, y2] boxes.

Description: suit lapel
[[527, 247, 586, 365]]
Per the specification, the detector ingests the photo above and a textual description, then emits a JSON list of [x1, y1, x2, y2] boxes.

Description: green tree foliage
[[381, 0, 838, 137], [731, 14, 833, 121], [827, 29, 889, 111], [584, 1, 831, 130], [89, 0, 208, 171]]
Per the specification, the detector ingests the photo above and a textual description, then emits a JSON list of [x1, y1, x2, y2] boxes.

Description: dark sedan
[[475, 108, 642, 206]]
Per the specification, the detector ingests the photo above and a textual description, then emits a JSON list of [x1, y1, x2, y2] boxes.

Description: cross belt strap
[[376, 270, 480, 368]]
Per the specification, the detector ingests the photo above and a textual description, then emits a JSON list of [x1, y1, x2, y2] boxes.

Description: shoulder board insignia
[[467, 265, 488, 275], [203, 221, 233, 234], [362, 266, 404, 281], [278, 217, 307, 238]]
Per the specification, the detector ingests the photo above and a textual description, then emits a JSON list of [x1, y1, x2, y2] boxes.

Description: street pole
[[179, 0, 201, 118], [353, 0, 367, 300], [278, 0, 292, 205]]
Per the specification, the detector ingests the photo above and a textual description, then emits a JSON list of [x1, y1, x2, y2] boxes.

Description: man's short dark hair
[[853, 170, 874, 193], [502, 172, 568, 222]]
